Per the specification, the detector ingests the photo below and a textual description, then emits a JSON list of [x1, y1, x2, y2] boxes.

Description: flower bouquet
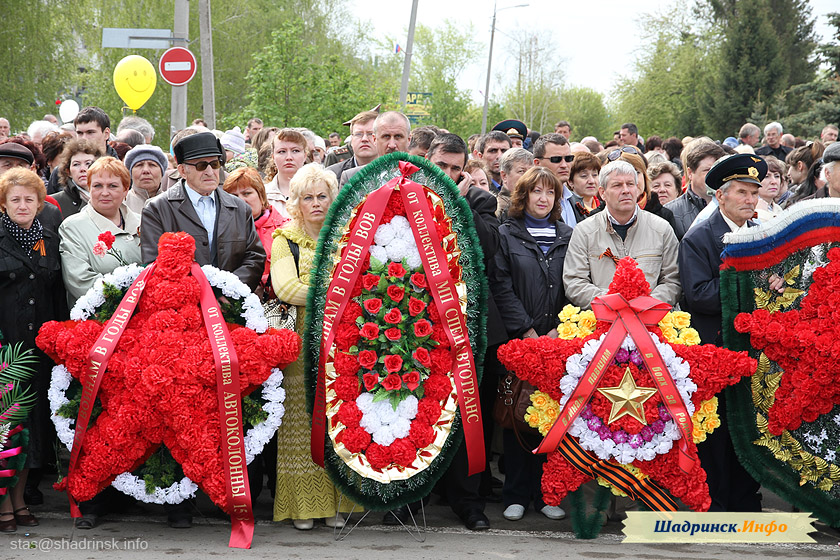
[[497, 258, 756, 538], [37, 232, 301, 548], [722, 199, 840, 528], [304, 154, 488, 510], [0, 340, 37, 496]]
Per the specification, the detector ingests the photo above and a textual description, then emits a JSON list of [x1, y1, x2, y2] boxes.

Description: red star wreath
[[36, 232, 301, 513], [497, 258, 756, 514]]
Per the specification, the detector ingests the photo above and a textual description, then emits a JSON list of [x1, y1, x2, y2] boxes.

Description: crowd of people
[[0, 105, 838, 534]]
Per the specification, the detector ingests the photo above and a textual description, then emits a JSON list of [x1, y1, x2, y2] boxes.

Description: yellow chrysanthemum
[[677, 328, 701, 346], [558, 304, 581, 322], [577, 310, 597, 332], [659, 312, 674, 328], [660, 325, 679, 343], [557, 322, 580, 340], [671, 311, 692, 329]]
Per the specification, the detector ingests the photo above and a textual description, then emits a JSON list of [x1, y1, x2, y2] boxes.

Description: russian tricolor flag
[[395, 43, 402, 53]]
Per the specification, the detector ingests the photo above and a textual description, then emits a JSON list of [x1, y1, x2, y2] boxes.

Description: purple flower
[[659, 407, 672, 421], [580, 406, 593, 420], [597, 427, 611, 440], [612, 431, 629, 444], [640, 426, 654, 441], [629, 434, 643, 448], [652, 420, 665, 432], [587, 419, 601, 431], [615, 348, 630, 363], [630, 349, 643, 367]]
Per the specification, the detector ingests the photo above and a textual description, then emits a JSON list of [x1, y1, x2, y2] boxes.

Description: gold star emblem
[[597, 367, 658, 425]]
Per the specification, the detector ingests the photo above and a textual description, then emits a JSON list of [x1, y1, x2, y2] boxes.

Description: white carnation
[[374, 222, 396, 246]]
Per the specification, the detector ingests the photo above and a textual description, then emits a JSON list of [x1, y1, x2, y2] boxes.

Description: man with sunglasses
[[141, 131, 265, 293], [533, 133, 583, 227]]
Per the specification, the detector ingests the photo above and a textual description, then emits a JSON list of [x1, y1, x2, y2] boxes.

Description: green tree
[[554, 87, 612, 141]]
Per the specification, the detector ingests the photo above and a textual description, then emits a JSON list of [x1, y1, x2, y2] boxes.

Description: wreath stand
[[332, 497, 427, 542]]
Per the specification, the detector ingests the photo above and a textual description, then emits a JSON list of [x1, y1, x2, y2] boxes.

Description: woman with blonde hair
[[270, 163, 353, 529]]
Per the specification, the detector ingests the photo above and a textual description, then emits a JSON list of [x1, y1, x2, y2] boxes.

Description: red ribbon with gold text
[[67, 262, 157, 516], [535, 294, 697, 475], [192, 263, 253, 549], [312, 162, 486, 475]]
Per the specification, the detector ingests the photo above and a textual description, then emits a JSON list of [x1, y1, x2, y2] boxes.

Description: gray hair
[[373, 111, 410, 135], [599, 160, 638, 189], [117, 116, 155, 142], [717, 180, 735, 195], [764, 121, 783, 135], [27, 120, 59, 140], [499, 147, 533, 175], [739, 123, 760, 139]]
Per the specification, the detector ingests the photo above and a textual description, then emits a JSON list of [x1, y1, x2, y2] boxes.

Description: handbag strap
[[287, 238, 300, 276]]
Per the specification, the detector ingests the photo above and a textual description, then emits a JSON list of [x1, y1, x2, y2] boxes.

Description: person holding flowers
[[58, 157, 142, 308], [491, 165, 573, 522], [270, 163, 352, 529], [0, 168, 66, 531]]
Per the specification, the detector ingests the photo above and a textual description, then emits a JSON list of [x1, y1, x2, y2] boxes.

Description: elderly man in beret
[[679, 153, 786, 513], [140, 132, 265, 291], [123, 144, 168, 214]]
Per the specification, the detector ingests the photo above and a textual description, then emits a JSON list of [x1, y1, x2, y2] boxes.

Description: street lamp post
[[481, 1, 528, 135]]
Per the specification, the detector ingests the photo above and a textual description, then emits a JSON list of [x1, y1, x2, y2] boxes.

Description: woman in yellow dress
[[270, 163, 355, 529]]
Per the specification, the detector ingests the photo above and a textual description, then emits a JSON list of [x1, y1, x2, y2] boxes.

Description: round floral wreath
[[49, 264, 285, 504]]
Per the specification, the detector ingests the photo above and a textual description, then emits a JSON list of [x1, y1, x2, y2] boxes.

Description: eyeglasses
[[607, 146, 641, 161], [183, 159, 222, 171], [544, 155, 574, 164], [352, 131, 375, 139]]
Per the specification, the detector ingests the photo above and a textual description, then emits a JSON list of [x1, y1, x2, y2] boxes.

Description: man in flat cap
[[492, 119, 527, 148], [679, 153, 784, 513], [0, 141, 35, 177], [140, 131, 265, 292]]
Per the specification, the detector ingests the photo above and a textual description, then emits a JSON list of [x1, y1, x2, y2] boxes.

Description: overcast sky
[[352, 0, 837, 104]]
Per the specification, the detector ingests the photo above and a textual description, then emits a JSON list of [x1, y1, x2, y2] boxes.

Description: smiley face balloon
[[113, 55, 157, 111]]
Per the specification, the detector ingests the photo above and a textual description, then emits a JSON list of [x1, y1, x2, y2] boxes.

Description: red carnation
[[98, 231, 116, 250], [363, 373, 379, 391], [416, 397, 442, 425], [358, 349, 378, 369], [387, 285, 406, 303], [402, 371, 421, 391], [413, 319, 432, 338], [384, 308, 403, 324], [333, 374, 361, 401], [364, 298, 383, 315], [384, 354, 403, 373], [336, 401, 363, 427], [391, 438, 417, 467], [385, 328, 402, 342], [362, 274, 381, 291], [423, 373, 453, 400], [408, 297, 426, 316], [339, 426, 371, 453], [429, 347, 452, 375], [381, 373, 403, 391], [334, 351, 360, 376], [409, 420, 436, 448], [335, 323, 361, 351], [412, 347, 431, 367], [410, 272, 427, 289], [360, 322, 380, 340], [366, 443, 391, 470], [388, 262, 407, 279]]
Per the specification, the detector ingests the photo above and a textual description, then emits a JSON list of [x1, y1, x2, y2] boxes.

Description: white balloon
[[58, 100, 80, 124]]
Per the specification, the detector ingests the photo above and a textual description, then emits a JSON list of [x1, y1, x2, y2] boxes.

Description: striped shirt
[[524, 212, 556, 254]]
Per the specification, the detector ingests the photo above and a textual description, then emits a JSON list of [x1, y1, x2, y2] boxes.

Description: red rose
[[413, 319, 432, 338], [390, 438, 417, 467], [358, 350, 378, 369], [334, 351, 360, 376], [339, 426, 371, 453], [409, 420, 436, 448], [388, 262, 407, 279], [363, 373, 379, 391], [98, 231, 116, 249], [336, 401, 363, 427], [423, 373, 453, 400], [408, 297, 426, 316], [384, 354, 403, 373], [360, 322, 380, 340], [365, 443, 391, 469], [364, 298, 383, 315], [362, 274, 381, 291], [384, 308, 403, 324], [381, 373, 403, 391], [333, 374, 361, 401], [385, 328, 402, 341], [412, 347, 431, 367], [402, 371, 421, 391], [410, 272, 427, 289], [387, 285, 405, 303]]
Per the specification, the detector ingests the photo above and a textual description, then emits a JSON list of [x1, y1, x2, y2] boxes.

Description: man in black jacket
[[73, 106, 119, 159]]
